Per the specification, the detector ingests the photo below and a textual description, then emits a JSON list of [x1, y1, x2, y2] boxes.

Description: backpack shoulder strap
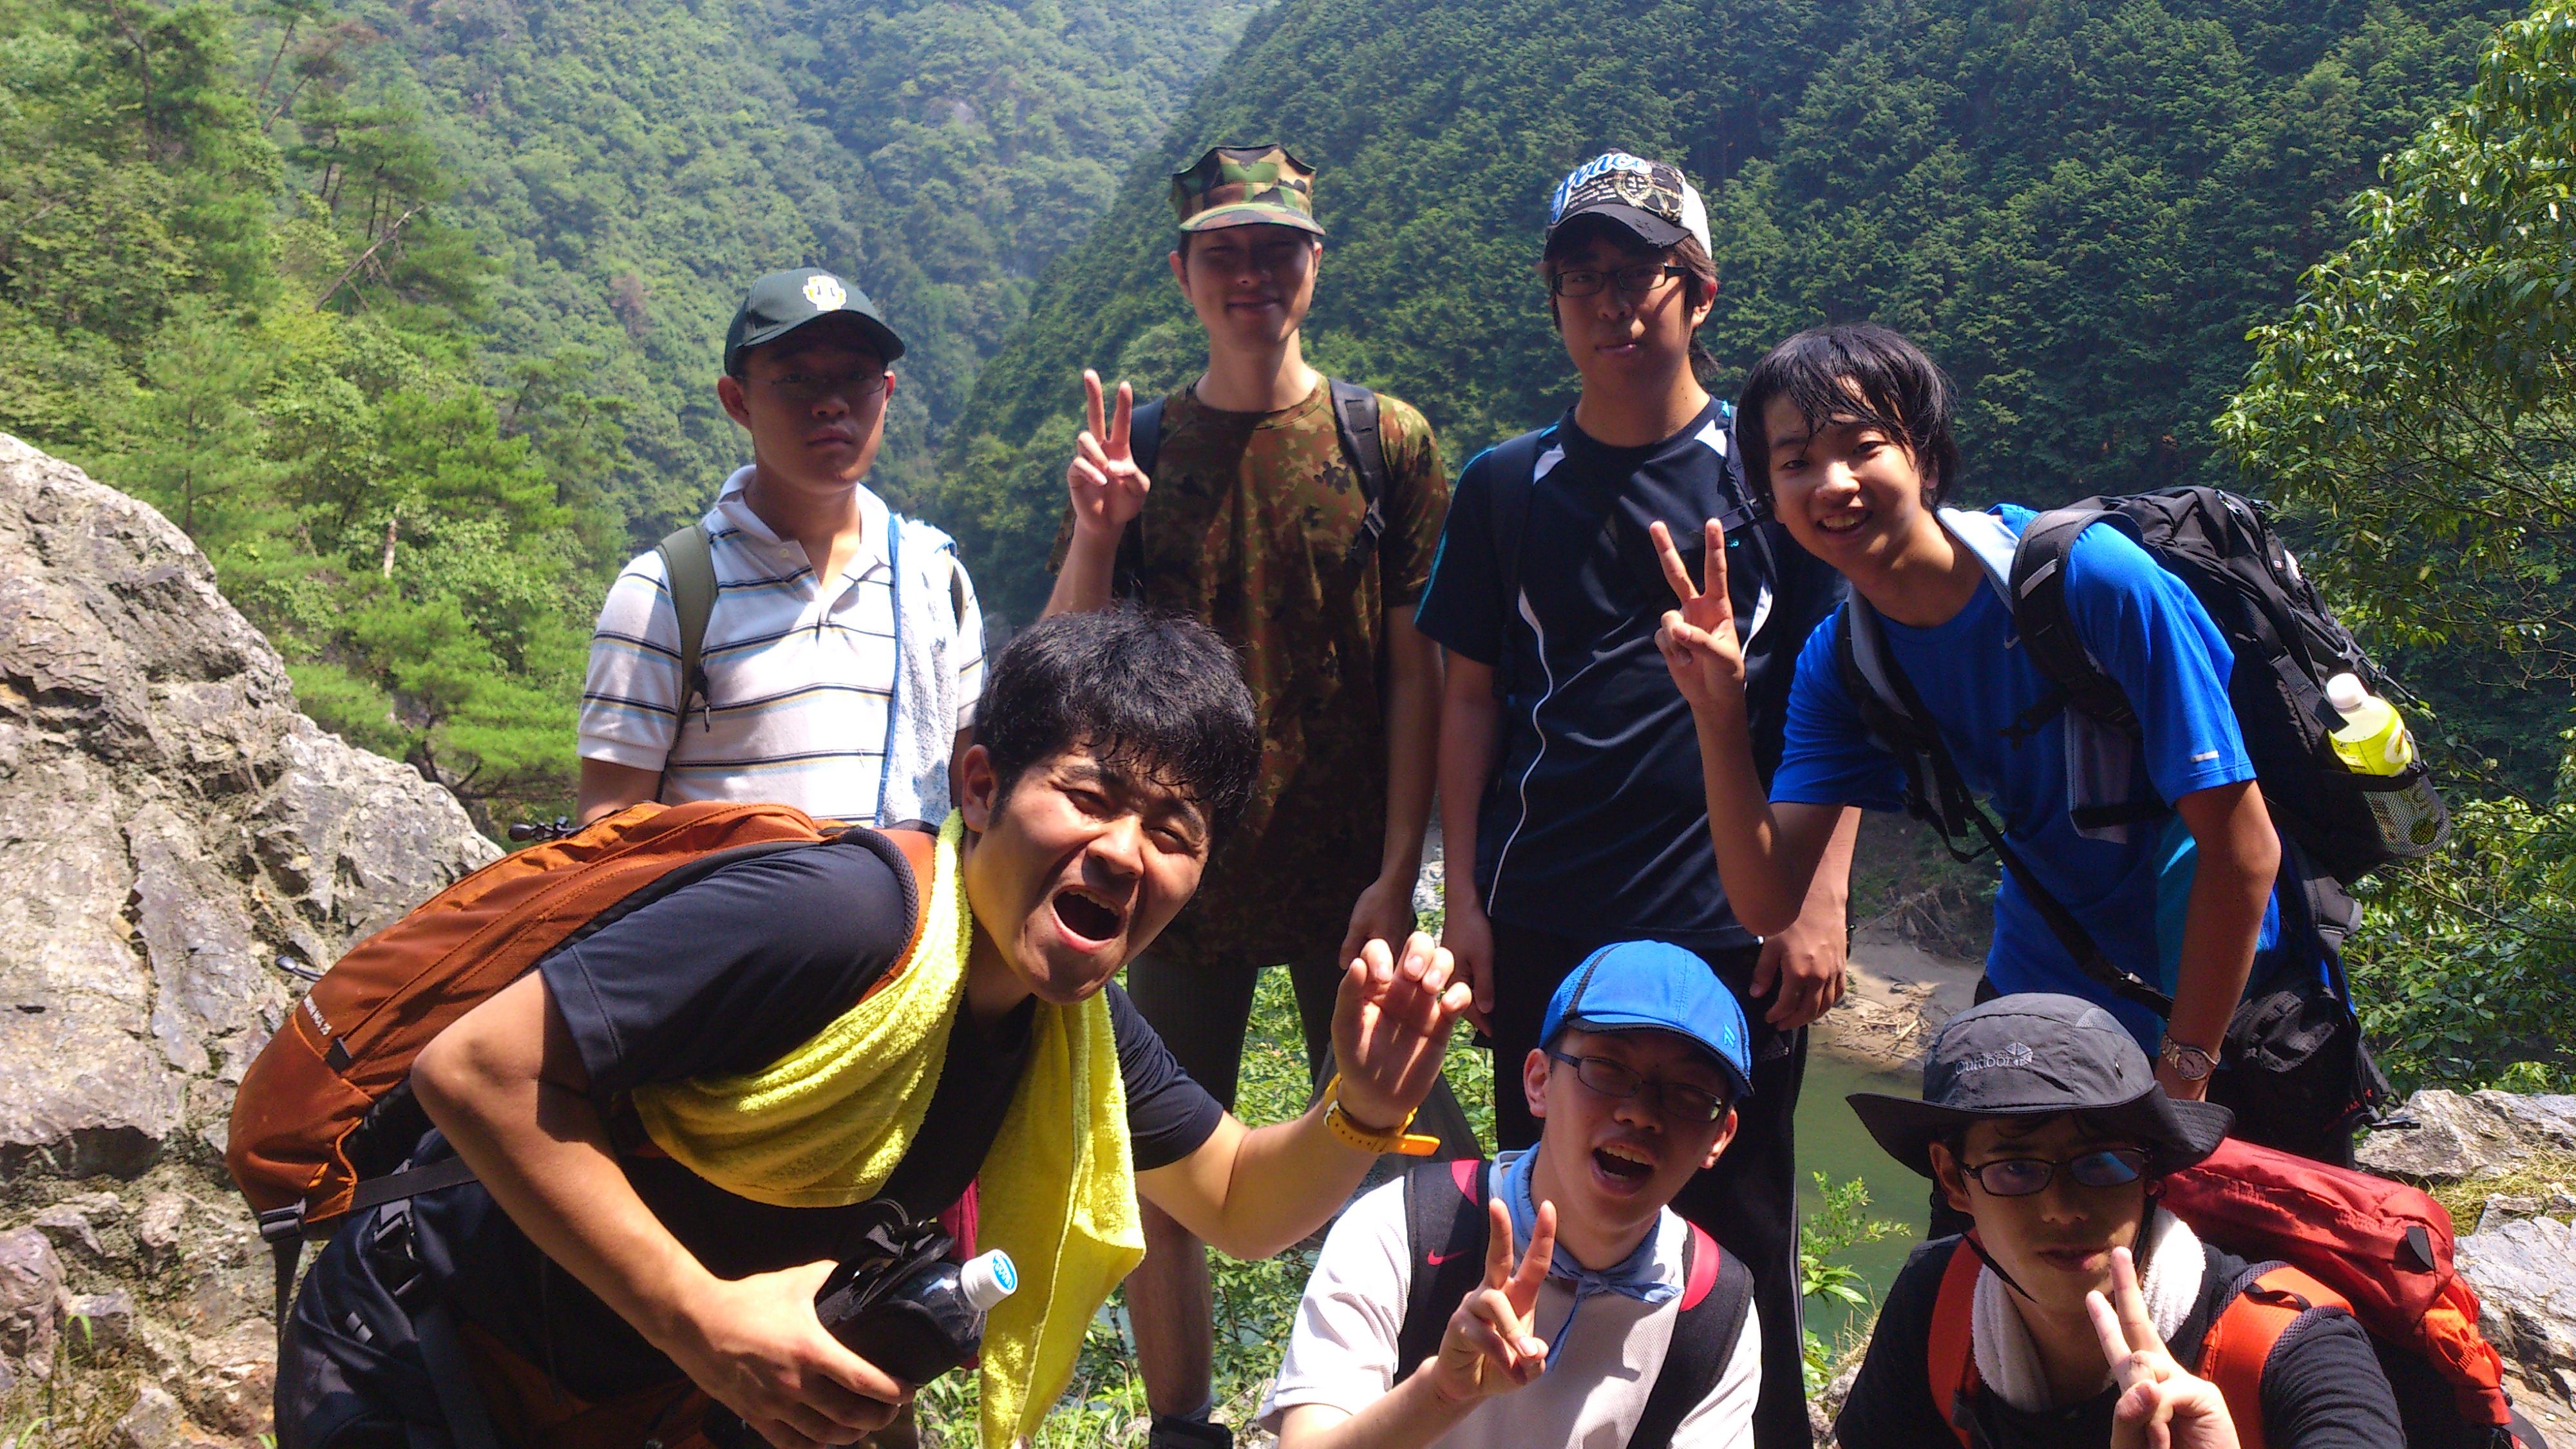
[[1112, 395, 1168, 601], [1629, 1224, 1756, 1449], [2197, 1264, 2349, 1449], [1926, 1235, 1983, 1448], [1395, 1157, 1493, 1386], [2007, 506, 2141, 736], [1327, 379, 1391, 536], [657, 522, 718, 728]]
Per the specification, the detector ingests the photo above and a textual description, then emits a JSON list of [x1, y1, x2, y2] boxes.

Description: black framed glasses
[[1548, 263, 1685, 299], [1545, 1051, 1730, 1124], [1958, 1148, 2151, 1198], [757, 369, 889, 404]]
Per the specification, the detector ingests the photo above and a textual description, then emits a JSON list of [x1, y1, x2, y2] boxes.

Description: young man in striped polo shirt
[[578, 269, 984, 827]]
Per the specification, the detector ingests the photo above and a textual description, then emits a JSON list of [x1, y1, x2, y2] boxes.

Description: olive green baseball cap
[[723, 268, 904, 375], [1170, 144, 1324, 236]]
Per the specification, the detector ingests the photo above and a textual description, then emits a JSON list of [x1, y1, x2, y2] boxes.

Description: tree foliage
[[285, 0, 1264, 540], [2223, 0, 2576, 788], [2, 0, 599, 818], [942, 0, 2507, 621], [2224, 2, 2576, 1090]]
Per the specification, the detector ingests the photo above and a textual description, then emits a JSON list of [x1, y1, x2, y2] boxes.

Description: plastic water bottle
[[828, 1249, 1018, 1385], [703, 1250, 1016, 1449], [2325, 673, 2448, 853]]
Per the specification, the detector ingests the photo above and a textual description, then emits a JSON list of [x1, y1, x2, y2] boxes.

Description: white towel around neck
[[1971, 1209, 2204, 1411]]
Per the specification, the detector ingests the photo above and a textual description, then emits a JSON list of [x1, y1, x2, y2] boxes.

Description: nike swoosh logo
[[1425, 1249, 1470, 1265]]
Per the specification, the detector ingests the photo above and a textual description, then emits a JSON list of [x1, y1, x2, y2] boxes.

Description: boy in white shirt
[[1264, 940, 1764, 1449]]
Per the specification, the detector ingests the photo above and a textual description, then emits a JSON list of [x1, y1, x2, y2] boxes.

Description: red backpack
[[1925, 1137, 2523, 1448], [226, 800, 935, 1323]]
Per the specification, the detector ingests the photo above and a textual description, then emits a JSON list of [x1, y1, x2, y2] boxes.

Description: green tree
[[2223, 1, 2576, 1089]]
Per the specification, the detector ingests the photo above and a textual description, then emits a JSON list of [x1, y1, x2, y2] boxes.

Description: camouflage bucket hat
[[1171, 144, 1324, 236]]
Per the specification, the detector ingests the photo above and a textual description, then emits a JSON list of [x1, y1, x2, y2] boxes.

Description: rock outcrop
[[0, 435, 498, 1432], [2356, 1089, 2576, 1182]]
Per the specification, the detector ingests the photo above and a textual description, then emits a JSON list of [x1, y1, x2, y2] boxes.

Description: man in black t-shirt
[[1413, 152, 1849, 1449], [1835, 994, 2403, 1449], [278, 609, 1474, 1449]]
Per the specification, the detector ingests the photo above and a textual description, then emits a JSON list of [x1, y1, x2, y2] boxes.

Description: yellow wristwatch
[[1321, 1074, 1443, 1157]]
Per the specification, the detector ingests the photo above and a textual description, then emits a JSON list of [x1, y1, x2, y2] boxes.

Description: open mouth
[[1049, 887, 1124, 947], [1592, 1142, 1656, 1183], [1814, 509, 1871, 536]]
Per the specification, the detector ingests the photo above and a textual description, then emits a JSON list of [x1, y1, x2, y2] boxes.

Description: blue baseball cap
[[1540, 941, 1753, 1101]]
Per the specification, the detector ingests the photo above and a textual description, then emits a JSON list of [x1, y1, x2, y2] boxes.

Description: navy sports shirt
[[1414, 400, 1842, 942]]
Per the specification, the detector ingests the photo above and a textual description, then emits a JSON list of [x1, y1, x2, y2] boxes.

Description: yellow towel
[[630, 812, 1144, 1446]]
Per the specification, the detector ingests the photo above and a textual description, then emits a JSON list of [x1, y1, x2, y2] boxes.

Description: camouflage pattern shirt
[[1054, 378, 1448, 966]]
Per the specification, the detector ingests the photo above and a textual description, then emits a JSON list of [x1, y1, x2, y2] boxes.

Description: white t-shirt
[[1259, 1176, 1761, 1448], [578, 470, 984, 824]]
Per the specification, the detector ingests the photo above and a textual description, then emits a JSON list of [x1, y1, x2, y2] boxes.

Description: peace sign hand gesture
[[1427, 1197, 1557, 1405], [2088, 1246, 2242, 1449], [1650, 518, 1748, 715], [1066, 369, 1151, 543]]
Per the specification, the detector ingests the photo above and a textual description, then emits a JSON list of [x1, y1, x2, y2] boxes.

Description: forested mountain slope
[[943, 0, 2507, 620], [0, 0, 1255, 816], [320, 0, 1265, 533]]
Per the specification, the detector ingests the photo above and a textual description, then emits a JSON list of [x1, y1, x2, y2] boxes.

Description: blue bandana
[[1497, 1148, 1680, 1358]]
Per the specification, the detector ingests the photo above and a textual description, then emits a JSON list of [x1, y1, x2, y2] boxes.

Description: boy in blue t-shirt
[[1652, 323, 2348, 1160]]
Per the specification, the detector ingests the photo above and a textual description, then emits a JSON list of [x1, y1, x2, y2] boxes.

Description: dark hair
[[976, 607, 1261, 835], [1734, 324, 1961, 507], [1539, 217, 1721, 375]]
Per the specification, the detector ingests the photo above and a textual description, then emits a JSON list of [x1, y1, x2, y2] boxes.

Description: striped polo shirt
[[578, 469, 985, 824]]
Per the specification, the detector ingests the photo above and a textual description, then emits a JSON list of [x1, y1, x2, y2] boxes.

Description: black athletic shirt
[[1412, 399, 1842, 940], [1833, 1235, 2403, 1449], [323, 833, 1222, 1399]]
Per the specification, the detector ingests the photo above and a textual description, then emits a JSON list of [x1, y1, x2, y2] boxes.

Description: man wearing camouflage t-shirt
[[1046, 144, 1464, 1449]]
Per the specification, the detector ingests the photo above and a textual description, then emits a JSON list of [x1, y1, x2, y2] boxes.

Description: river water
[[1795, 1053, 1933, 1350]]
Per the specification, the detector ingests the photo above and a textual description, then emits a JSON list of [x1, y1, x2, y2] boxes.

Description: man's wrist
[[1065, 518, 1126, 553]]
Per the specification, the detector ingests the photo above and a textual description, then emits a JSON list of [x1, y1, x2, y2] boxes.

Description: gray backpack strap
[[656, 522, 717, 741]]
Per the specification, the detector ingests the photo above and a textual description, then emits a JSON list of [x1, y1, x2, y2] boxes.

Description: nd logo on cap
[[802, 274, 847, 312]]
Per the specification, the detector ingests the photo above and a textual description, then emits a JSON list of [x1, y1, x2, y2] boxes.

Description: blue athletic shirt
[[1768, 504, 2305, 1048], [1414, 399, 1842, 941]]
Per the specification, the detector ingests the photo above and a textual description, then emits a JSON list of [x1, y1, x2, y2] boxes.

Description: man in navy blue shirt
[[1414, 152, 1850, 1449]]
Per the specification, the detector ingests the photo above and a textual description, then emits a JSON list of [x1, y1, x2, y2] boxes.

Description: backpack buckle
[[258, 1204, 307, 1246]]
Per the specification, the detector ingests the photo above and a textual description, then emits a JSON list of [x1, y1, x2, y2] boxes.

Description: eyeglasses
[[1958, 1148, 2151, 1198], [1545, 1051, 1730, 1124], [1548, 263, 1686, 299], [756, 369, 889, 404]]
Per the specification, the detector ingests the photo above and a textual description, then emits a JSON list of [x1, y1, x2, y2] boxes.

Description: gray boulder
[[2355, 1089, 2576, 1182], [0, 435, 502, 1439], [0, 1226, 64, 1374], [2456, 1215, 2576, 1402], [0, 433, 497, 1179]]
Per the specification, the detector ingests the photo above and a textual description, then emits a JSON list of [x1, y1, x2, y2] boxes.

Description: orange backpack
[[226, 800, 935, 1321]]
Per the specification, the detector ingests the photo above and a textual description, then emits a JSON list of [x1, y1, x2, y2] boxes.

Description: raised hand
[[2087, 1245, 2242, 1449], [1331, 933, 1472, 1133], [1650, 517, 1747, 715], [1066, 369, 1151, 541], [1430, 1197, 1557, 1403]]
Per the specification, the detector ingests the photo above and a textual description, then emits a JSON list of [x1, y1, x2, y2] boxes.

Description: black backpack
[[1835, 486, 2448, 1017], [1392, 1159, 1754, 1448], [1115, 378, 1390, 598]]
